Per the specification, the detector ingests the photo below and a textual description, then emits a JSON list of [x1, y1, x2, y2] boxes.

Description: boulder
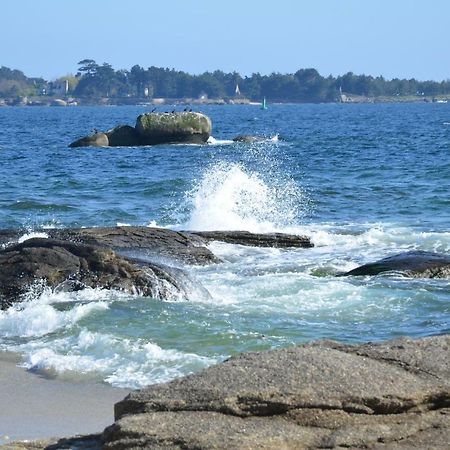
[[50, 99, 67, 107], [0, 238, 194, 309], [69, 132, 109, 148], [135, 112, 212, 145], [341, 251, 450, 278], [106, 125, 142, 147], [104, 335, 450, 449]]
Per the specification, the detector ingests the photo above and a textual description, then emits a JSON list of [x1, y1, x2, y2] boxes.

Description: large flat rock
[[105, 335, 450, 449]]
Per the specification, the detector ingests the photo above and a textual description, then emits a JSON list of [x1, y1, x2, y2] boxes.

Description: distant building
[[49, 80, 69, 96]]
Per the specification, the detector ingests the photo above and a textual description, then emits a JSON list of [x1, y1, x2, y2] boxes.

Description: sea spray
[[183, 162, 307, 232]]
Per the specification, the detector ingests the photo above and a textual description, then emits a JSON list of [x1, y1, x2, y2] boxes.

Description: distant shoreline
[[0, 95, 448, 107]]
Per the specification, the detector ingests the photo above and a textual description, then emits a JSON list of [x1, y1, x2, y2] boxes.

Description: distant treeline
[[1, 60, 450, 102]]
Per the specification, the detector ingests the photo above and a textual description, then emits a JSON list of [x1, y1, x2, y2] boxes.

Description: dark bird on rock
[[151, 107, 156, 112]]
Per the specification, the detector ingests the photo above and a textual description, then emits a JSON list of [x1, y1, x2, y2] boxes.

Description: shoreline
[[0, 351, 129, 445]]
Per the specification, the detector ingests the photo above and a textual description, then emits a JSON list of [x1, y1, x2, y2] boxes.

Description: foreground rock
[[69, 112, 212, 147], [0, 238, 195, 309], [341, 250, 450, 278], [3, 335, 449, 449], [103, 335, 450, 449]]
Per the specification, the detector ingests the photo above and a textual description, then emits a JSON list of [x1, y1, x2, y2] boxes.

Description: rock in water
[[0, 238, 192, 309], [135, 112, 212, 145], [191, 230, 314, 248], [69, 132, 109, 148], [232, 135, 266, 143], [341, 250, 450, 278]]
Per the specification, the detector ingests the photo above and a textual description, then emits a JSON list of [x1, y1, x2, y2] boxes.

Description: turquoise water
[[0, 103, 449, 388]]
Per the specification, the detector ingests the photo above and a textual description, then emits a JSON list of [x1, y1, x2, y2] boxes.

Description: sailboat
[[261, 96, 268, 110]]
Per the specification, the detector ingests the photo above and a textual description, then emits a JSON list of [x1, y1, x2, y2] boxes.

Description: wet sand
[[0, 352, 129, 445]]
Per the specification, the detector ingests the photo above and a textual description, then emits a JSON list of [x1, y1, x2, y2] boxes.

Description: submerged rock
[[232, 134, 267, 143], [104, 335, 450, 449], [0, 238, 194, 309], [135, 112, 212, 145], [341, 250, 450, 278]]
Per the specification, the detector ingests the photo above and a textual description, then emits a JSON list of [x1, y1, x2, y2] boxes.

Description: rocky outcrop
[[136, 112, 212, 145], [103, 335, 450, 449], [0, 238, 195, 309], [0, 226, 314, 309], [69, 112, 212, 147], [191, 230, 313, 248], [341, 251, 450, 278]]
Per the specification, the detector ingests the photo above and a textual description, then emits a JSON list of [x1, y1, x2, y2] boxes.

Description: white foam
[[0, 294, 109, 338], [207, 136, 234, 145], [184, 162, 305, 233], [17, 329, 217, 389], [17, 231, 49, 243]]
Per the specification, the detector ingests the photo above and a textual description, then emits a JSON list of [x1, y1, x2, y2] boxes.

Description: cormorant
[[151, 107, 156, 112], [171, 109, 175, 113]]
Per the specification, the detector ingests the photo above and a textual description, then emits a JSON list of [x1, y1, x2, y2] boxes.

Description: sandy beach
[[0, 352, 129, 445]]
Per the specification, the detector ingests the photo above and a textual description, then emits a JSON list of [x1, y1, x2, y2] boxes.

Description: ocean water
[[0, 103, 449, 389]]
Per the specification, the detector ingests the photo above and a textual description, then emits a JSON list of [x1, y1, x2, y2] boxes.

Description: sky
[[2, 0, 450, 81]]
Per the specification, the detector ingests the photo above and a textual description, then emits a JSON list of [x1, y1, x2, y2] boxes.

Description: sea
[[0, 103, 449, 390]]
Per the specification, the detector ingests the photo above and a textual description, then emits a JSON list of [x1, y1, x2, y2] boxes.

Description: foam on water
[[0, 288, 216, 388], [16, 329, 216, 388]]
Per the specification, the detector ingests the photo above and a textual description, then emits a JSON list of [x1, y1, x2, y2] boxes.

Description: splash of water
[[184, 162, 306, 232]]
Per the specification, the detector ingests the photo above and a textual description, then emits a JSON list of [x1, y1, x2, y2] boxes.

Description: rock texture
[[136, 112, 212, 145], [0, 238, 194, 309], [104, 335, 450, 449], [342, 251, 450, 278]]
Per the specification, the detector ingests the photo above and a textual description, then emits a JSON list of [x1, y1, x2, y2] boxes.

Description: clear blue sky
[[2, 0, 449, 81]]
